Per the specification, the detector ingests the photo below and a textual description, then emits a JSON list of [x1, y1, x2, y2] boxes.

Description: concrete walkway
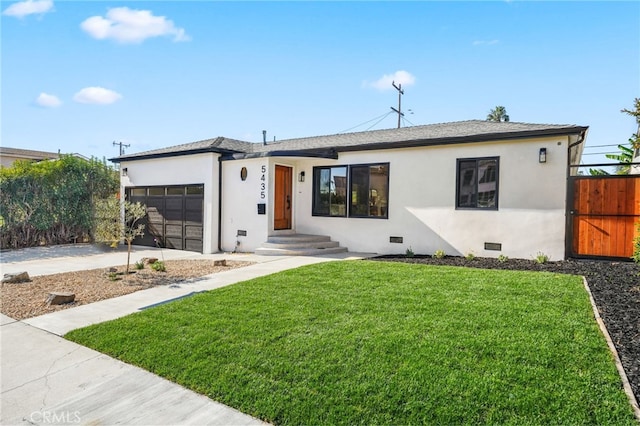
[[1, 245, 374, 425]]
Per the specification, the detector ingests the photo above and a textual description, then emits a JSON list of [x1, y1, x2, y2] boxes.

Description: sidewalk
[[1, 245, 374, 425]]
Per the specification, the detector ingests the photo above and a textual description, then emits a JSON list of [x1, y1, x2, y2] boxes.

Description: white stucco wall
[[293, 136, 570, 260], [119, 153, 219, 254], [220, 158, 306, 251], [220, 158, 271, 252]]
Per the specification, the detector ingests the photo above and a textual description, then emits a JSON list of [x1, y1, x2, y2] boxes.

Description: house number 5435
[[260, 165, 266, 199]]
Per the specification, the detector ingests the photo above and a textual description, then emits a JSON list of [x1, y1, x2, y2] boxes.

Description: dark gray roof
[[113, 136, 254, 161], [111, 120, 588, 162]]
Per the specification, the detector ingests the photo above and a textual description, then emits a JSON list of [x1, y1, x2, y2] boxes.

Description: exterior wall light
[[299, 171, 305, 182], [122, 167, 128, 176], [539, 148, 547, 163]]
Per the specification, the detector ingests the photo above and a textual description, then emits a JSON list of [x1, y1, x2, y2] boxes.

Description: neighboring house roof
[[111, 120, 589, 163], [0, 147, 60, 161]]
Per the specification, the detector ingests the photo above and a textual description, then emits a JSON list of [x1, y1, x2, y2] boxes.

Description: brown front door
[[274, 165, 293, 230]]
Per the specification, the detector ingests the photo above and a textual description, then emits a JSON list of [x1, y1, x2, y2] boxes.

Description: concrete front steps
[[255, 234, 347, 256]]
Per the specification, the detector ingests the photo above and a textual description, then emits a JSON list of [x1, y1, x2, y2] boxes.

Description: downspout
[[218, 156, 223, 252]]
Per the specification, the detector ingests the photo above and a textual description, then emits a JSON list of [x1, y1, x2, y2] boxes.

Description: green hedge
[[0, 155, 118, 249]]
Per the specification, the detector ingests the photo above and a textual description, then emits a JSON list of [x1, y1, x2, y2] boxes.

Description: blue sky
[[2, 1, 639, 166]]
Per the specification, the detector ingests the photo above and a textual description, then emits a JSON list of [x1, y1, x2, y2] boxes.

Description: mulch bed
[[371, 255, 640, 402]]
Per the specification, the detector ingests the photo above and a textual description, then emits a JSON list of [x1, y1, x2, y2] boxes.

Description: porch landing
[[255, 234, 347, 256]]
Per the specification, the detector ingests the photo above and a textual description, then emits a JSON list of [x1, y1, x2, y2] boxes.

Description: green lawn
[[66, 261, 636, 425]]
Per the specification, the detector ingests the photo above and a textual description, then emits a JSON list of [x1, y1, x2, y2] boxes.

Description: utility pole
[[113, 141, 130, 156], [390, 80, 404, 128]]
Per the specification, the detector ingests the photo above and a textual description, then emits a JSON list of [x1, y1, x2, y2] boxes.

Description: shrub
[[0, 156, 118, 249], [405, 247, 414, 258], [497, 254, 509, 263], [433, 249, 446, 259], [465, 252, 476, 261], [134, 260, 145, 270], [535, 252, 549, 264], [151, 261, 166, 272]]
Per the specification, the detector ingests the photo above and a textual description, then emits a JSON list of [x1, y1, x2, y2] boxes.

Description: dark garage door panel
[[185, 226, 202, 238], [165, 198, 183, 210], [125, 185, 204, 252], [185, 239, 203, 252]]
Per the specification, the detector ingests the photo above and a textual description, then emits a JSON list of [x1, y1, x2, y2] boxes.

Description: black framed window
[[312, 166, 347, 216], [312, 163, 389, 218], [456, 157, 499, 209], [349, 163, 389, 218]]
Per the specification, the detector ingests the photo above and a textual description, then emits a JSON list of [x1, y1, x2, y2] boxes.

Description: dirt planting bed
[[1, 259, 253, 320]]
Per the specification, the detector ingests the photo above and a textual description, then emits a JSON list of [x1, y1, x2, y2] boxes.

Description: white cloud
[[3, 0, 53, 18], [35, 92, 61, 108], [80, 7, 190, 44], [473, 39, 499, 46], [73, 87, 122, 105], [364, 70, 416, 91]]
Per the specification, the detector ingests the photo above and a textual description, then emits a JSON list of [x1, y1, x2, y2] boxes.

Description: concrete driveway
[[1, 244, 373, 425]]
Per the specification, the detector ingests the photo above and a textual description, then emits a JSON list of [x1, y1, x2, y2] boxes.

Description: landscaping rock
[[2, 272, 30, 283], [213, 259, 227, 267], [45, 292, 75, 306], [105, 267, 117, 274], [145, 257, 158, 265]]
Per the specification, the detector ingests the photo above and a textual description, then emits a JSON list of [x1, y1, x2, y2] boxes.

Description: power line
[[583, 143, 624, 149], [581, 152, 619, 156], [338, 112, 394, 133], [401, 116, 416, 127], [366, 112, 394, 131]]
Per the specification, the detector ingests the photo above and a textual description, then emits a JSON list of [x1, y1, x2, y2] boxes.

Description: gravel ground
[[0, 259, 253, 320], [372, 255, 640, 403]]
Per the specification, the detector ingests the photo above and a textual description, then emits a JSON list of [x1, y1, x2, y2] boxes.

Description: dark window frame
[[311, 166, 348, 217], [311, 162, 390, 219], [348, 162, 390, 219], [455, 157, 499, 210]]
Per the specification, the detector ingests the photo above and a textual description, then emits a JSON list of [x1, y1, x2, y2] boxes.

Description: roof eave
[[222, 149, 339, 161], [110, 147, 243, 163], [334, 126, 590, 153]]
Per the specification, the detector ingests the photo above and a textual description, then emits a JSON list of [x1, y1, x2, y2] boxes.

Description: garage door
[[126, 185, 204, 252]]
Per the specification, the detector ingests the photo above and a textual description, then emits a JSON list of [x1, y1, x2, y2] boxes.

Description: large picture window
[[456, 157, 499, 209], [312, 163, 389, 218]]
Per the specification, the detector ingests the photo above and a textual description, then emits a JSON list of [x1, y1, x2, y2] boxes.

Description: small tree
[[93, 196, 121, 248], [94, 195, 146, 273]]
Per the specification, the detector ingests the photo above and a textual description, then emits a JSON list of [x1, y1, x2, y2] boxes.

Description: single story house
[[112, 120, 588, 260]]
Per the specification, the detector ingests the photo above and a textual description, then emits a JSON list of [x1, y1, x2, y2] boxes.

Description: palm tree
[[486, 106, 510, 122]]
